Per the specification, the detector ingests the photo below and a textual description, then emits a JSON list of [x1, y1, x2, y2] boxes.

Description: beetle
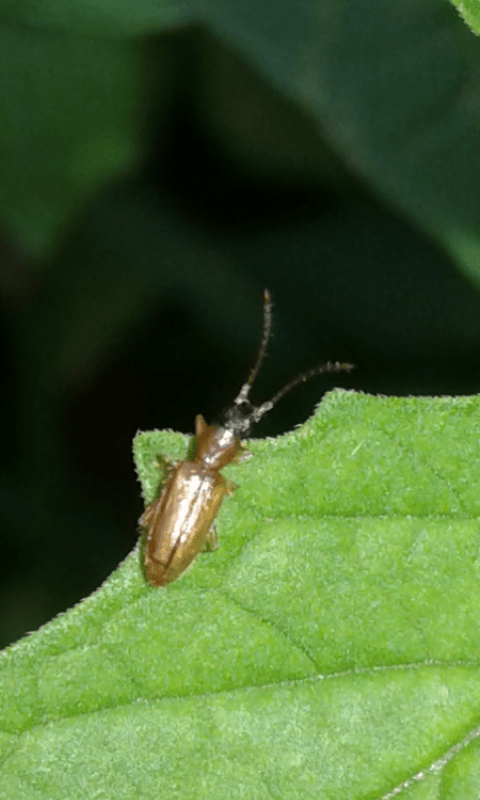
[[142, 289, 353, 586]]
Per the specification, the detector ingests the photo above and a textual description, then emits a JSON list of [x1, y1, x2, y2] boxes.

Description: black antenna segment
[[224, 288, 353, 436], [234, 288, 272, 407]]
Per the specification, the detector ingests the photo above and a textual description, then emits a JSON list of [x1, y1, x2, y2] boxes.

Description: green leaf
[[203, 0, 480, 285], [2, 390, 480, 799], [0, 0, 192, 37], [0, 26, 158, 255], [449, 1, 480, 37]]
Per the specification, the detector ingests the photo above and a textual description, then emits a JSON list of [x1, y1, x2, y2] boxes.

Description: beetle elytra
[[143, 289, 353, 586]]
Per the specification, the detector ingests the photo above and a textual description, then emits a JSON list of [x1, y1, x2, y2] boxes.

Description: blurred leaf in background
[[0, 0, 479, 663]]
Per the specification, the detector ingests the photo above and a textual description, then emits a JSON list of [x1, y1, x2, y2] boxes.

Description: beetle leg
[[141, 496, 159, 528], [203, 522, 219, 552], [226, 479, 238, 495], [235, 444, 253, 463], [155, 454, 179, 477]]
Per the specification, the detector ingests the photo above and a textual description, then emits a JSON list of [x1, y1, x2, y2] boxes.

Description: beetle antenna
[[233, 288, 272, 406], [221, 290, 353, 437], [252, 360, 354, 424]]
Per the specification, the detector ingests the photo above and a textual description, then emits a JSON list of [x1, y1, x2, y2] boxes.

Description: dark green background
[[1, 2, 480, 648]]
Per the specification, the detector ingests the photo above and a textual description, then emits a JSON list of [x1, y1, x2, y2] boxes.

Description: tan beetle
[[142, 290, 353, 586]]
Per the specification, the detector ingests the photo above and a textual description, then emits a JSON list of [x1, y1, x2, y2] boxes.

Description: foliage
[[1, 391, 480, 798], [450, 1, 480, 37]]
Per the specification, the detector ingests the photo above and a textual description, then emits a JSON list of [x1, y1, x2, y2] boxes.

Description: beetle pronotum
[[143, 290, 353, 586]]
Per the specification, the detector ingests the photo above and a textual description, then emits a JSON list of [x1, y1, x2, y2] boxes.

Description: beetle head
[[219, 398, 258, 438], [219, 289, 353, 438]]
